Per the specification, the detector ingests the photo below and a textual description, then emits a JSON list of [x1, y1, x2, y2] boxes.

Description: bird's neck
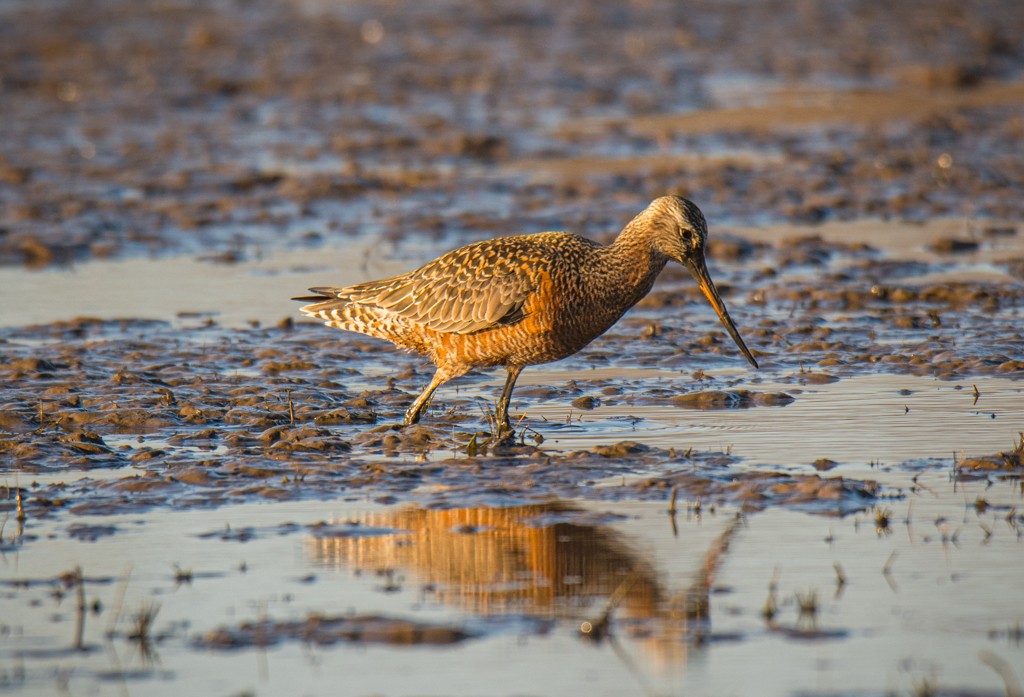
[[602, 222, 670, 300]]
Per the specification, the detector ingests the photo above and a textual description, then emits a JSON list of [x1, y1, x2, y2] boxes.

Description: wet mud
[[3, 0, 1024, 270], [196, 613, 474, 649], [3, 0, 1024, 695]]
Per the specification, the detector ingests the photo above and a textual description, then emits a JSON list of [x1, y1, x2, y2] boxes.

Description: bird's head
[[645, 195, 709, 265], [646, 195, 759, 369]]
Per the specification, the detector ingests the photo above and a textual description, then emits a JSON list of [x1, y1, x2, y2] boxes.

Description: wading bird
[[297, 196, 758, 438]]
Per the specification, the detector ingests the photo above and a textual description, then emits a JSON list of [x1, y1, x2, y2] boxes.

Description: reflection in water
[[309, 501, 736, 671]]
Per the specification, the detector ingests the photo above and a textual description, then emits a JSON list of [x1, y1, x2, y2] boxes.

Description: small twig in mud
[[16, 487, 26, 524], [127, 601, 160, 641], [763, 567, 781, 623], [978, 649, 1024, 697], [980, 523, 993, 544], [521, 425, 544, 445], [173, 565, 193, 586], [287, 389, 295, 426], [33, 399, 45, 434], [951, 450, 965, 490], [796, 588, 819, 625], [126, 600, 161, 664], [874, 507, 892, 536], [105, 566, 134, 639], [56, 566, 89, 651], [1011, 433, 1024, 463], [256, 600, 270, 681], [833, 562, 847, 593], [912, 476, 939, 498], [882, 550, 899, 592], [668, 487, 678, 516], [514, 413, 529, 444]]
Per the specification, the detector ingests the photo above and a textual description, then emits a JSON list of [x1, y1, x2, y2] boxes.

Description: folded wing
[[306, 239, 538, 335]]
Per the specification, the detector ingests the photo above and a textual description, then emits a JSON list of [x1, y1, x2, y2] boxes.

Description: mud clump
[[197, 614, 473, 649], [957, 434, 1024, 475], [571, 395, 600, 410], [591, 441, 651, 457], [929, 237, 980, 254], [645, 470, 879, 515], [669, 390, 795, 409], [66, 522, 119, 542], [354, 425, 439, 453], [59, 430, 111, 455]]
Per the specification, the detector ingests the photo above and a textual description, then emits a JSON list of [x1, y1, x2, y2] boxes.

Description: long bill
[[686, 257, 759, 369]]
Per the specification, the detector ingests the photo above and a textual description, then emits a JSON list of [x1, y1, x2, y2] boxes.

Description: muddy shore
[[2, 1, 1023, 696]]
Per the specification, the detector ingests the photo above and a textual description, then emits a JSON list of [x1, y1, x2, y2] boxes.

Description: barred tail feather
[[298, 298, 431, 356]]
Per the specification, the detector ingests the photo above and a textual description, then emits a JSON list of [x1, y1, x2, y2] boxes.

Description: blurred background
[[2, 0, 1022, 300]]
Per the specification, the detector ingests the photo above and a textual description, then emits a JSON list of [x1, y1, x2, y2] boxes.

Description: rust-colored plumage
[[296, 196, 758, 434]]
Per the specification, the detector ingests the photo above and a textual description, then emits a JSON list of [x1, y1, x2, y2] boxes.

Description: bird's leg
[[493, 365, 524, 440], [404, 370, 446, 425]]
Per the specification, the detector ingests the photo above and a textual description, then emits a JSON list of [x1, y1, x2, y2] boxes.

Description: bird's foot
[[489, 421, 517, 447], [487, 407, 520, 447]]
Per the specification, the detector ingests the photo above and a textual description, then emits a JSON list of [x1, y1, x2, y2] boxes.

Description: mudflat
[[2, 2, 1023, 696]]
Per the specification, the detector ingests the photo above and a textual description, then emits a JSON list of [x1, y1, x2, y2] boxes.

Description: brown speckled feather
[[308, 235, 546, 335]]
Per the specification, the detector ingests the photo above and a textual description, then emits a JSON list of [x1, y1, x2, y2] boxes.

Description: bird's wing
[[311, 238, 539, 334]]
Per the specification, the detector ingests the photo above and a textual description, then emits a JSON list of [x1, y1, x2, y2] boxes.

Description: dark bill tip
[[687, 259, 759, 369]]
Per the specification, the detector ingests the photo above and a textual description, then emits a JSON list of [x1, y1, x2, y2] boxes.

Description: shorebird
[[296, 195, 758, 436]]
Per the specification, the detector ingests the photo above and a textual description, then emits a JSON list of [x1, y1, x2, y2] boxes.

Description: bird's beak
[[685, 256, 759, 369]]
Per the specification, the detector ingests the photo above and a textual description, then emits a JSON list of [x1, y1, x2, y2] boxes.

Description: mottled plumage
[[297, 196, 758, 435]]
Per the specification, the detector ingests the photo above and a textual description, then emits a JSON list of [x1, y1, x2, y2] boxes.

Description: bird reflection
[[308, 500, 723, 670]]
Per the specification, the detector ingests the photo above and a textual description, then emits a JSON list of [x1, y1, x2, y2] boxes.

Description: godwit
[[297, 196, 758, 436]]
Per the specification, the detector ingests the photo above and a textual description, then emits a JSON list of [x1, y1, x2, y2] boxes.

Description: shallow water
[[3, 217, 1021, 330], [2, 213, 1024, 695], [3, 473, 1021, 697], [3, 227, 1023, 695], [3, 1, 1024, 694], [521, 371, 1024, 470]]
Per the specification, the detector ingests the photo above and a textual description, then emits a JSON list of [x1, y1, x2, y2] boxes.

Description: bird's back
[[299, 231, 634, 368]]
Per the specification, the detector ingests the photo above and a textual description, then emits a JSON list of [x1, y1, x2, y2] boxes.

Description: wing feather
[[315, 237, 542, 335]]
